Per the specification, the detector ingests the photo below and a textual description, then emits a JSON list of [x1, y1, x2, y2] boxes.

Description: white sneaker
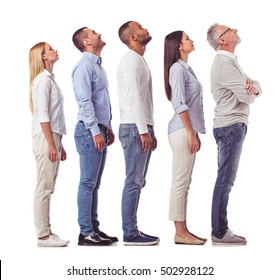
[[37, 234, 69, 247]]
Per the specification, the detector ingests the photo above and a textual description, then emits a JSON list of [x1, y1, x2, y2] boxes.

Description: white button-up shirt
[[31, 69, 66, 137]]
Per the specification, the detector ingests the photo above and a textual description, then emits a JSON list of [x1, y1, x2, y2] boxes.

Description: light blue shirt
[[72, 52, 112, 136], [168, 59, 206, 135]]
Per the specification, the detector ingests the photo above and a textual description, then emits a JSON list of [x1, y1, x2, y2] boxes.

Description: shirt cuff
[[136, 123, 148, 135], [38, 115, 50, 123], [175, 103, 189, 114], [90, 125, 101, 137]]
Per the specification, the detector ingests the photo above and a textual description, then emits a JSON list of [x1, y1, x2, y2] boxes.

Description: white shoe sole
[[212, 241, 247, 245], [123, 240, 159, 246]]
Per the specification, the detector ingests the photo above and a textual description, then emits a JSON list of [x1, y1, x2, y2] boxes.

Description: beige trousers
[[32, 132, 61, 238], [168, 128, 196, 221]]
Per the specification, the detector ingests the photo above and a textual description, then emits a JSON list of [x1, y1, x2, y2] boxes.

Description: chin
[[145, 36, 152, 45]]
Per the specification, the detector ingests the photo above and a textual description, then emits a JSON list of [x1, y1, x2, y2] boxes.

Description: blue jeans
[[211, 123, 247, 238], [119, 124, 154, 237], [74, 122, 107, 236]]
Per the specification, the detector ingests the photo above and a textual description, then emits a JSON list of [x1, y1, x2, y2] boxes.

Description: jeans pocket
[[232, 122, 247, 137], [74, 135, 86, 155], [234, 122, 245, 128], [119, 127, 130, 149]]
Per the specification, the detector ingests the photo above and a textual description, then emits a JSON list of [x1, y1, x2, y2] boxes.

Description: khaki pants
[[32, 132, 61, 238], [168, 128, 196, 221]]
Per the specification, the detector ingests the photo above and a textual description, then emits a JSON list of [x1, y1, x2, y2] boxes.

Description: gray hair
[[207, 23, 221, 50]]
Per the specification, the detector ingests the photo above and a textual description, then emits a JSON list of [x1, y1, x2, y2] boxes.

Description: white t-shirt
[[117, 49, 154, 134]]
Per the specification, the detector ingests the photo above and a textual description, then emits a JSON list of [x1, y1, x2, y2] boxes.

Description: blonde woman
[[29, 42, 68, 247]]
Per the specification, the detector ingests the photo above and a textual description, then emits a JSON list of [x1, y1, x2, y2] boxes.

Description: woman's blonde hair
[[29, 42, 46, 113]]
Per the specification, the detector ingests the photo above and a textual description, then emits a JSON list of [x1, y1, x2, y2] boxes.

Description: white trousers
[[32, 132, 61, 238], [168, 128, 196, 221]]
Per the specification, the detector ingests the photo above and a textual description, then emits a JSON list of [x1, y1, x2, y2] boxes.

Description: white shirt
[[31, 69, 66, 137], [216, 50, 237, 60], [117, 49, 154, 134]]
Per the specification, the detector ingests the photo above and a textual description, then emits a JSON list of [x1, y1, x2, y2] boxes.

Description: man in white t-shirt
[[117, 21, 159, 246]]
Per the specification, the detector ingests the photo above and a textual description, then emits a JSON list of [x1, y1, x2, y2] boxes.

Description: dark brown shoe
[[98, 231, 119, 243], [78, 233, 112, 246]]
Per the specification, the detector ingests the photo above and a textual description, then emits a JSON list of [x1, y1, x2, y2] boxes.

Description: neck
[[93, 50, 101, 57], [180, 54, 189, 63], [129, 44, 146, 56], [218, 45, 236, 54], [44, 62, 54, 74], [85, 46, 102, 57]]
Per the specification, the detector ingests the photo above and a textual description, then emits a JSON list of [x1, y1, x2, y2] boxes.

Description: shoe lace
[[135, 231, 145, 238], [51, 234, 60, 240], [226, 229, 235, 237]]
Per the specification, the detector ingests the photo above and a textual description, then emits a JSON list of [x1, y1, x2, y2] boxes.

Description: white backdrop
[[1, 0, 279, 279]]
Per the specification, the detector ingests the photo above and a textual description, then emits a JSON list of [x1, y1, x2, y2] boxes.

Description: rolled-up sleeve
[[169, 64, 189, 113]]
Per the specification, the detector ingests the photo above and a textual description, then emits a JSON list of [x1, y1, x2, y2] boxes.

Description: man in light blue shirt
[[72, 27, 118, 246]]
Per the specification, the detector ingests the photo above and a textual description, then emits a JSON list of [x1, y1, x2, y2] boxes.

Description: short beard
[[141, 35, 152, 46]]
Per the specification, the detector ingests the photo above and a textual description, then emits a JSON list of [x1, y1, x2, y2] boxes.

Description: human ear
[[131, 34, 137, 41], [219, 38, 226, 45], [83, 38, 90, 46]]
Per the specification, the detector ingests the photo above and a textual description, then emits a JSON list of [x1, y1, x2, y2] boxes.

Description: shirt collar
[[43, 69, 55, 79], [178, 59, 190, 69], [216, 50, 237, 60], [83, 51, 102, 65]]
